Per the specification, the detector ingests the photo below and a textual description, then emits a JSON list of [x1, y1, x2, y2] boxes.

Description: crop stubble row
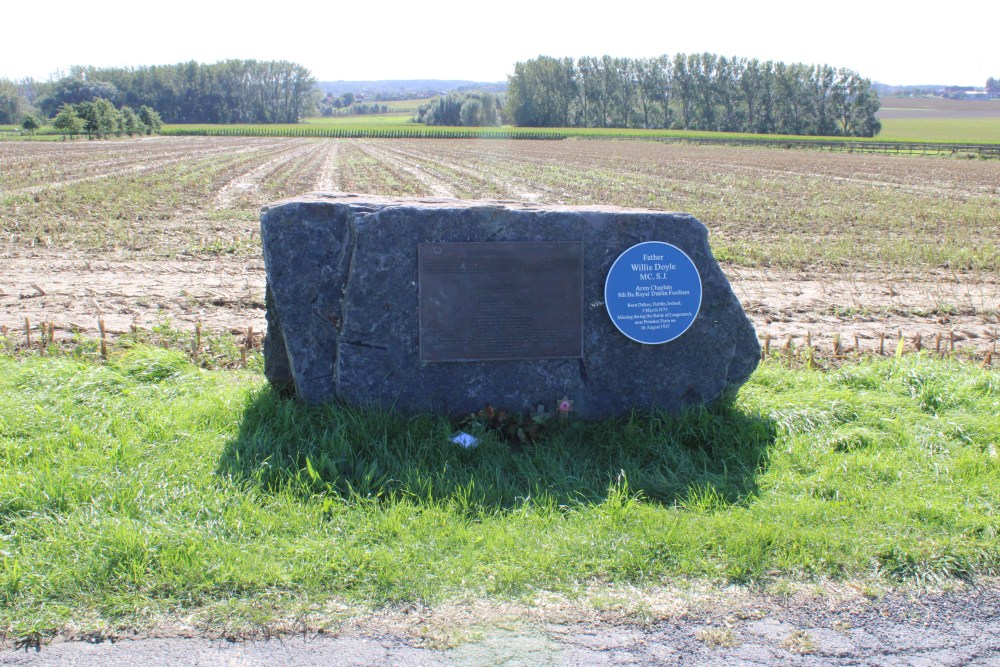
[[1, 136, 998, 357]]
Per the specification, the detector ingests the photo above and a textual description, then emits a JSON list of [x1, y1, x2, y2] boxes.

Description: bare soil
[[2, 137, 997, 359], [2, 251, 997, 358], [0, 253, 264, 339], [353, 141, 457, 197]]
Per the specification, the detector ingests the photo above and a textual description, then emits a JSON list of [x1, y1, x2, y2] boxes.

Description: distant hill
[[875, 83, 949, 96], [316, 79, 507, 99], [875, 82, 996, 97]]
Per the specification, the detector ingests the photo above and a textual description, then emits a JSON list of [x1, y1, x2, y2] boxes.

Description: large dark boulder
[[261, 193, 758, 419]]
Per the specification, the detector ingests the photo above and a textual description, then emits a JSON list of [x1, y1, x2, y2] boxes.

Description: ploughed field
[[1, 136, 998, 358]]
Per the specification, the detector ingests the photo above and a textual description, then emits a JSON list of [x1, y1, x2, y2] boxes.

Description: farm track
[[1, 136, 997, 358]]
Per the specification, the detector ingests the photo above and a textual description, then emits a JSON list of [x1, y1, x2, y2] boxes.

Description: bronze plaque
[[419, 241, 584, 362]]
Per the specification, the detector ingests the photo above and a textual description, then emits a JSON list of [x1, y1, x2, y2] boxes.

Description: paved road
[[4, 586, 998, 666]]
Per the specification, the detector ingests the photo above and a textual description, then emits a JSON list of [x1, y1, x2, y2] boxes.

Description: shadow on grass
[[218, 387, 775, 509]]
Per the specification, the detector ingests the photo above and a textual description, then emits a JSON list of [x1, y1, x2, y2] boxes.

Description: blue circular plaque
[[604, 241, 702, 344]]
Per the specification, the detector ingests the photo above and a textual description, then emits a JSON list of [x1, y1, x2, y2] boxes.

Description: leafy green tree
[[420, 93, 463, 125], [714, 56, 742, 132], [37, 60, 316, 124], [611, 58, 636, 127], [0, 77, 41, 125], [74, 101, 96, 138], [774, 62, 811, 134], [809, 65, 837, 135], [75, 98, 119, 139], [460, 98, 482, 126], [112, 107, 126, 136], [634, 57, 670, 129], [138, 105, 162, 134], [755, 61, 778, 134], [690, 53, 718, 130], [53, 103, 84, 138], [418, 92, 499, 127], [502, 52, 881, 137], [839, 72, 881, 137], [484, 92, 501, 126], [21, 114, 40, 135], [738, 59, 763, 132], [0, 86, 19, 124], [120, 106, 143, 136], [506, 56, 576, 127], [595, 56, 618, 127], [574, 56, 600, 127], [38, 79, 120, 117], [671, 54, 694, 129]]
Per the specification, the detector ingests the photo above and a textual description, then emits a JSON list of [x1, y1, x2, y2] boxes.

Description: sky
[[1, 0, 995, 87]]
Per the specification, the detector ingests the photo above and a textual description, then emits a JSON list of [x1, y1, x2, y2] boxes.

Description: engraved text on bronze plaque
[[418, 242, 584, 362]]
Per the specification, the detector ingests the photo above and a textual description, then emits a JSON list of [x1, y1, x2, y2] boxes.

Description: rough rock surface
[[261, 194, 758, 419]]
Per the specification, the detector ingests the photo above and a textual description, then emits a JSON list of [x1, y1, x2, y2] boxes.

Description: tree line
[[51, 100, 162, 139], [416, 92, 503, 126], [0, 78, 31, 124], [317, 92, 356, 116], [12, 60, 317, 124], [505, 54, 882, 137]]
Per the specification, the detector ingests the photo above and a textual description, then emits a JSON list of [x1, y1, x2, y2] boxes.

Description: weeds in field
[[0, 318, 261, 370], [697, 627, 740, 649], [781, 629, 817, 654]]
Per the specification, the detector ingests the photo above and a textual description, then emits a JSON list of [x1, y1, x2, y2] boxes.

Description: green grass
[[303, 112, 419, 127], [878, 117, 1000, 143], [159, 115, 1000, 146], [160, 119, 850, 141], [384, 97, 433, 111], [160, 120, 566, 139], [0, 130, 150, 142], [316, 97, 431, 114], [169, 114, 417, 133], [1, 347, 998, 636], [8, 115, 998, 145], [0, 127, 65, 142]]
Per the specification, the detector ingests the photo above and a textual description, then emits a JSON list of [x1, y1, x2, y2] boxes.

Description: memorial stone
[[261, 193, 759, 420]]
